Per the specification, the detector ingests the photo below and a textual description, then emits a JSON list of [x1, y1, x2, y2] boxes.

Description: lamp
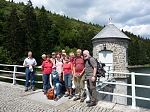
[[103, 43, 106, 50]]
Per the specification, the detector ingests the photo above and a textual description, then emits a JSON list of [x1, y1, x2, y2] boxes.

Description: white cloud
[[122, 24, 150, 38], [10, 0, 150, 38]]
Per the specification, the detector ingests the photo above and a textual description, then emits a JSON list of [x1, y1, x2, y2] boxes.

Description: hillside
[[0, 0, 150, 65]]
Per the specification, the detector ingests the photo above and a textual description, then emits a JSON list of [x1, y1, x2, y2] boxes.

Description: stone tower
[[92, 21, 130, 105]]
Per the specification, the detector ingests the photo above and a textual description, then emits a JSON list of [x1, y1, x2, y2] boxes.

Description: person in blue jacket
[[50, 66, 62, 101]]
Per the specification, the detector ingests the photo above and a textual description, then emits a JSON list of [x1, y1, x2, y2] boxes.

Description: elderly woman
[[42, 54, 53, 94], [50, 66, 62, 101], [63, 55, 73, 99]]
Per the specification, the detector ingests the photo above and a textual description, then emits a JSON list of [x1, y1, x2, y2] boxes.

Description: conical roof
[[92, 23, 130, 40]]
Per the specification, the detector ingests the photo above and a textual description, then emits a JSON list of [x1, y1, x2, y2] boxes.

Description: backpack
[[87, 57, 106, 77], [46, 88, 55, 100]]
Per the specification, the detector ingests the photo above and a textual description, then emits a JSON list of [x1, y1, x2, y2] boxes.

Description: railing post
[[107, 66, 110, 80], [85, 80, 90, 101], [131, 72, 136, 109], [12, 65, 17, 85]]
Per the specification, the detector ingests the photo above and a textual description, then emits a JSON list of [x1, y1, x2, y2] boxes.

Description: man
[[61, 49, 66, 63], [51, 52, 56, 63], [41, 54, 47, 92], [83, 50, 97, 107], [73, 49, 85, 102], [23, 51, 37, 92]]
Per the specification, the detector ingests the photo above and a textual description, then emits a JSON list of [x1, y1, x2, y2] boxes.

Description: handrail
[[0, 63, 150, 110]]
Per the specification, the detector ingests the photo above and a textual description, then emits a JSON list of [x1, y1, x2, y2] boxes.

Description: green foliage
[[124, 31, 150, 65], [0, 0, 150, 66]]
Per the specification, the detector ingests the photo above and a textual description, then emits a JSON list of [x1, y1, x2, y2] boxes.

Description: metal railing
[[0, 64, 43, 85], [97, 71, 150, 109], [0, 64, 150, 109]]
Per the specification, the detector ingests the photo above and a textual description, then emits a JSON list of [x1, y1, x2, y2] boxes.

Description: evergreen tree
[[3, 7, 23, 64], [37, 6, 53, 55], [22, 0, 38, 56]]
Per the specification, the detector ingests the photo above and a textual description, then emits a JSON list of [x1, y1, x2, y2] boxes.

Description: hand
[[91, 76, 96, 82], [52, 86, 55, 89], [74, 73, 77, 77], [79, 73, 82, 77]]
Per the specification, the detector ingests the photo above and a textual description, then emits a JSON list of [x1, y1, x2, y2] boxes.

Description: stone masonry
[[93, 41, 129, 78]]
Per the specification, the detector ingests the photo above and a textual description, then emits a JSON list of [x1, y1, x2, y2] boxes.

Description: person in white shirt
[[23, 51, 37, 92]]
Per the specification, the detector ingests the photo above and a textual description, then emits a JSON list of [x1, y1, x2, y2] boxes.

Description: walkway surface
[[0, 81, 149, 112]]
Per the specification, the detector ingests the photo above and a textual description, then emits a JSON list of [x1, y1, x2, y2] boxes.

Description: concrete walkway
[[0, 81, 149, 112]]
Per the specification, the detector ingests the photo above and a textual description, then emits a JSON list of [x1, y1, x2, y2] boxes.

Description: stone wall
[[93, 40, 129, 78]]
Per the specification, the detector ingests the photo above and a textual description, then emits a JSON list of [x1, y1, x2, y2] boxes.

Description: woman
[[42, 54, 53, 95], [63, 55, 73, 99], [50, 66, 62, 101], [54, 52, 63, 81]]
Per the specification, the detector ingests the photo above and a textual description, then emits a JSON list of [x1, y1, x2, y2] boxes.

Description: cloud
[[11, 0, 150, 38], [122, 24, 150, 38]]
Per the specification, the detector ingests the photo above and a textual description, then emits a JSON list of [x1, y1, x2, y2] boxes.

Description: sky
[[10, 0, 150, 38]]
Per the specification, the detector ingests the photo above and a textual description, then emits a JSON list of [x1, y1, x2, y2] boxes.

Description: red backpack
[[46, 88, 55, 100]]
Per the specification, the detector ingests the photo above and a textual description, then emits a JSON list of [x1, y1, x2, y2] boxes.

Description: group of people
[[23, 49, 97, 107]]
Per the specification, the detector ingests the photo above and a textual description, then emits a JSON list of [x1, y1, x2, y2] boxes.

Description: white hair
[[83, 50, 89, 54], [41, 54, 46, 58]]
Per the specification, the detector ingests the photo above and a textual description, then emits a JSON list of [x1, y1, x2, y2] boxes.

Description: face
[[42, 56, 46, 61], [62, 54, 66, 59], [53, 68, 56, 71], [47, 57, 50, 61], [56, 54, 61, 58], [83, 52, 88, 59], [28, 52, 32, 58], [52, 54, 56, 59], [64, 57, 69, 63], [76, 51, 81, 57], [62, 50, 65, 53], [69, 54, 74, 58]]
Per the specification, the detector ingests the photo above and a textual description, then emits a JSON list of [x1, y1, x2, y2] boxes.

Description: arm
[[23, 60, 30, 67], [32, 59, 37, 67], [79, 67, 85, 76], [41, 62, 44, 71], [71, 63, 74, 75], [93, 67, 97, 77], [90, 58, 97, 81], [62, 71, 64, 81]]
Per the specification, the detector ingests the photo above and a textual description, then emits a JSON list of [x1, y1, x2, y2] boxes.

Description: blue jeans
[[64, 74, 72, 88], [43, 74, 50, 92], [25, 67, 35, 88], [55, 83, 62, 96]]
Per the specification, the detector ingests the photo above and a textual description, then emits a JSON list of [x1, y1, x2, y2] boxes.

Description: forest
[[0, 0, 150, 66]]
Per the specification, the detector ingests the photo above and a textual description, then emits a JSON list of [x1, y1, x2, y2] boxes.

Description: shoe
[[24, 88, 28, 92], [87, 102, 96, 107], [73, 97, 80, 101], [86, 100, 91, 104], [54, 96, 61, 101], [44, 92, 47, 95], [80, 98, 84, 102], [32, 88, 35, 91], [64, 92, 69, 97], [68, 94, 73, 99]]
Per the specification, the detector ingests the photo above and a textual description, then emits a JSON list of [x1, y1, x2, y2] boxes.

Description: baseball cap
[[52, 52, 55, 55]]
